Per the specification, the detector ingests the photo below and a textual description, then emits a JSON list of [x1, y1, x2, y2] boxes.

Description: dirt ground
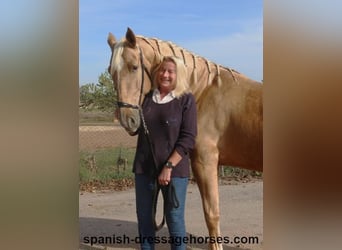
[[79, 180, 263, 250]]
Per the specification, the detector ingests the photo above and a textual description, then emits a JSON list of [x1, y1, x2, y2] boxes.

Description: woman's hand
[[158, 167, 172, 186]]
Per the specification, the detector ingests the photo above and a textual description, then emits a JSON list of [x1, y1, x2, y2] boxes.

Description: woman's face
[[157, 60, 176, 93]]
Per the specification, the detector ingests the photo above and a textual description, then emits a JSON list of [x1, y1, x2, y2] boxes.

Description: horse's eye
[[132, 65, 138, 72]]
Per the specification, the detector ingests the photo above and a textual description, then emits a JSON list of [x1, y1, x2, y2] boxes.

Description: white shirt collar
[[152, 89, 176, 104]]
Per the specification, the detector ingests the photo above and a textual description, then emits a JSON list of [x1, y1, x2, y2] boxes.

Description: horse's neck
[[138, 36, 163, 67]]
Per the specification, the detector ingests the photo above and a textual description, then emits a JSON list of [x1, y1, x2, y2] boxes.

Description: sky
[[79, 0, 263, 85]]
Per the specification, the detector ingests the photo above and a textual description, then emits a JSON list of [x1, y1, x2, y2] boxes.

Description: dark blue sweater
[[133, 91, 197, 178]]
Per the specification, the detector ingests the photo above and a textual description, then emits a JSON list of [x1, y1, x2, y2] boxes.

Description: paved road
[[79, 180, 263, 250]]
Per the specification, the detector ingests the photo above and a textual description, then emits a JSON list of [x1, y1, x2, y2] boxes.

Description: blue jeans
[[135, 174, 188, 250]]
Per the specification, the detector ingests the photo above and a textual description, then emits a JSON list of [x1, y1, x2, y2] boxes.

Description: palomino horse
[[107, 27, 262, 250]]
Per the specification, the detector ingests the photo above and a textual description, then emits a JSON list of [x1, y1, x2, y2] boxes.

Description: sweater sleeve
[[174, 94, 197, 158]]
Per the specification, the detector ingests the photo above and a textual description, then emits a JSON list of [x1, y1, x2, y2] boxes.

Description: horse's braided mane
[[136, 35, 239, 86]]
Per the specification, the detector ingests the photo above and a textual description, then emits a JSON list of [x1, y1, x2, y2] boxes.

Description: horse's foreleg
[[191, 144, 222, 250]]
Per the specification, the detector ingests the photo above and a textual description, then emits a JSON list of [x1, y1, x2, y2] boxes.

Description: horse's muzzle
[[118, 108, 140, 135]]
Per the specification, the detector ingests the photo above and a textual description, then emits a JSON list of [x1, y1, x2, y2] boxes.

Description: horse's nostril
[[128, 117, 138, 127]]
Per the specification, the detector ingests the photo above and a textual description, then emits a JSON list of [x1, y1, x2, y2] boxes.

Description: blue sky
[[79, 0, 263, 85]]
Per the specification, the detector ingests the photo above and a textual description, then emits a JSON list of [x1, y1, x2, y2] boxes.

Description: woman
[[133, 56, 197, 250]]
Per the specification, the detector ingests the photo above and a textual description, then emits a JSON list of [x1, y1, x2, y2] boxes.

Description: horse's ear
[[126, 27, 136, 48], [107, 32, 116, 51]]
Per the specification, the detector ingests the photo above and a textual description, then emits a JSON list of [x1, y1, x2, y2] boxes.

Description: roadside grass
[[220, 165, 262, 178], [79, 147, 136, 184]]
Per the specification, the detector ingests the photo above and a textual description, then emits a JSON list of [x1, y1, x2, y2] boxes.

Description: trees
[[79, 71, 116, 112]]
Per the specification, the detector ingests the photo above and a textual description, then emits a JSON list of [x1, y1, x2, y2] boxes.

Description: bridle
[[116, 46, 152, 110], [115, 46, 152, 141]]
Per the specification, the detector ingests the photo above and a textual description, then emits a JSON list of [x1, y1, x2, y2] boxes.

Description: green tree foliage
[[79, 71, 117, 112], [79, 83, 96, 107]]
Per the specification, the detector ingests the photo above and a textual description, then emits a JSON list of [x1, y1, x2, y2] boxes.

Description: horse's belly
[[217, 135, 262, 171]]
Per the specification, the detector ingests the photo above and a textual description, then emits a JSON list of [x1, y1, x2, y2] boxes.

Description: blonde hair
[[152, 56, 190, 97]]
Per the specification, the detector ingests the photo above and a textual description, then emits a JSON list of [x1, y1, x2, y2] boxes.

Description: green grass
[[79, 147, 136, 183]]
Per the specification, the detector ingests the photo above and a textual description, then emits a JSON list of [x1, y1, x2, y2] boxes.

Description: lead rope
[[138, 106, 165, 231]]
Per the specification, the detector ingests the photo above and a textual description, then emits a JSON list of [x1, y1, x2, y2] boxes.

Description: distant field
[[79, 109, 137, 150], [79, 125, 137, 150], [79, 109, 115, 125]]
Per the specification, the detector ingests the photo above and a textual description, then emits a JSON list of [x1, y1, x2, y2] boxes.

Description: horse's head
[[107, 28, 152, 135]]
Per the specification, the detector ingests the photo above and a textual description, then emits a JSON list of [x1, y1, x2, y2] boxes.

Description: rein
[[115, 46, 178, 231]]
